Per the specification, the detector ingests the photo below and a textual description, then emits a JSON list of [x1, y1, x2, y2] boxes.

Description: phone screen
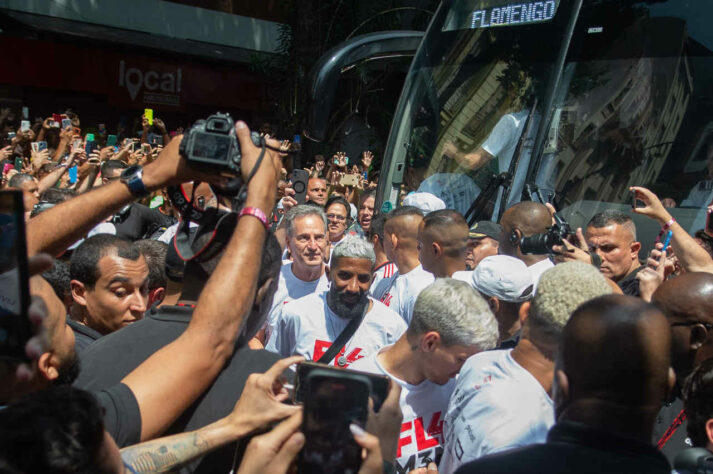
[[0, 190, 32, 360], [144, 108, 154, 126], [299, 372, 370, 474], [106, 135, 117, 147]]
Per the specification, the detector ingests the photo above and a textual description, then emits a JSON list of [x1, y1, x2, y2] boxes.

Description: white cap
[[402, 192, 446, 214], [349, 203, 358, 221], [472, 255, 534, 303]]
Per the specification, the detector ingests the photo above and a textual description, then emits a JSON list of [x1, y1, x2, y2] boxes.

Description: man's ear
[[255, 277, 275, 305], [149, 287, 165, 306], [420, 331, 441, 352], [518, 301, 531, 325], [487, 296, 500, 314], [705, 419, 713, 449], [432, 242, 442, 258], [553, 369, 570, 415], [70, 280, 88, 307], [666, 367, 676, 400], [630, 241, 642, 258], [691, 325, 709, 351], [390, 232, 399, 251], [37, 351, 59, 381]]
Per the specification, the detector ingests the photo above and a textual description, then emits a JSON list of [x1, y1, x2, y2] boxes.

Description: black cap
[[468, 221, 502, 240]]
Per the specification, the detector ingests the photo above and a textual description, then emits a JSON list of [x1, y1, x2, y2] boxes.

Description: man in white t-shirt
[[350, 278, 498, 472], [368, 213, 397, 300], [497, 201, 555, 291], [379, 206, 434, 323], [439, 262, 613, 474], [266, 235, 406, 367], [417, 210, 469, 278], [259, 205, 330, 345]]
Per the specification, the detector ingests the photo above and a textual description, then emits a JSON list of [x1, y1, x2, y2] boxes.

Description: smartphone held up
[[0, 190, 32, 361]]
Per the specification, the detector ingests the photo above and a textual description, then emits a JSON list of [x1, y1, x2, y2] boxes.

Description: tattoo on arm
[[121, 432, 213, 473]]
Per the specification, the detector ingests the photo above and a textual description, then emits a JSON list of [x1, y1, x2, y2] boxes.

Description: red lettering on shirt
[[397, 412, 444, 457], [397, 421, 413, 458], [381, 293, 393, 307], [311, 339, 364, 367]]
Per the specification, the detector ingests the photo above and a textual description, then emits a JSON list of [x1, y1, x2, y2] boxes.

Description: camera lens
[[294, 182, 306, 193]]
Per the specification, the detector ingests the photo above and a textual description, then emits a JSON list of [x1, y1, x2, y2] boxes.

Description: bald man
[[452, 294, 673, 474], [418, 210, 469, 278], [378, 206, 434, 323], [497, 201, 554, 289], [651, 272, 713, 462]]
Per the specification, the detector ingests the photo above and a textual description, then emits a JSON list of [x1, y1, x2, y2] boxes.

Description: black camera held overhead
[[519, 213, 573, 255]]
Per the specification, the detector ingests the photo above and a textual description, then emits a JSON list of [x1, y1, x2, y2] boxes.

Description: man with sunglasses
[[651, 272, 713, 463]]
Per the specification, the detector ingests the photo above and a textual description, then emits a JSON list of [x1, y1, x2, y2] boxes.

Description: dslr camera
[[520, 214, 572, 255], [179, 113, 241, 174]]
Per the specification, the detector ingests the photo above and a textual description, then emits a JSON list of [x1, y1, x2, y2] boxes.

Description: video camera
[[520, 213, 573, 255]]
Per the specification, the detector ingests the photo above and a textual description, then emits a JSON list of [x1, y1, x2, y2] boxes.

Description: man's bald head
[[498, 202, 552, 258], [558, 294, 671, 413], [385, 206, 423, 247], [653, 273, 713, 384]]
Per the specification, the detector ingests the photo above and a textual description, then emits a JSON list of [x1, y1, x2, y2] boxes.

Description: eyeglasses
[[326, 214, 347, 222], [670, 321, 713, 330]]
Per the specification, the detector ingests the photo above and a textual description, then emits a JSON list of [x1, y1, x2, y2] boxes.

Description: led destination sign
[[470, 1, 557, 29]]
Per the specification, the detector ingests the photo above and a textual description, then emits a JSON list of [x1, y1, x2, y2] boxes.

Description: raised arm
[[631, 186, 713, 273], [120, 121, 284, 440], [26, 135, 223, 257]]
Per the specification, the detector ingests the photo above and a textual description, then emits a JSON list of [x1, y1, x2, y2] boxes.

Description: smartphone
[[292, 169, 310, 205], [106, 135, 117, 147], [37, 141, 47, 152], [52, 114, 62, 127], [295, 361, 390, 412], [72, 127, 81, 136], [30, 142, 39, 153], [298, 369, 370, 474], [68, 166, 78, 184], [7, 132, 16, 141], [340, 174, 359, 187], [21, 107, 28, 120], [706, 209, 713, 236], [149, 134, 163, 146], [61, 118, 72, 130], [0, 190, 32, 360], [630, 190, 641, 209], [20, 121, 30, 133], [72, 139, 82, 150], [662, 230, 673, 250], [13, 157, 22, 171], [144, 108, 154, 126]]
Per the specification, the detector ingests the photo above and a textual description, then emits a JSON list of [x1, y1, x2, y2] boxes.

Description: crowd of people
[[3, 107, 713, 474]]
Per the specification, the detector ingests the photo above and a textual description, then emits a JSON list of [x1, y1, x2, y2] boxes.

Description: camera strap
[[317, 302, 369, 366]]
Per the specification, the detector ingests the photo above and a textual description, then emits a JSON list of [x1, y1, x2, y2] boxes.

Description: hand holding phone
[[144, 108, 154, 126], [292, 169, 310, 205], [20, 121, 30, 133], [0, 190, 33, 361]]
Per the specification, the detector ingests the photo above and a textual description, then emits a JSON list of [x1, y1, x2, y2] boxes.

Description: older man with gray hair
[[440, 261, 613, 474], [266, 235, 406, 367], [350, 278, 498, 472], [256, 205, 331, 345]]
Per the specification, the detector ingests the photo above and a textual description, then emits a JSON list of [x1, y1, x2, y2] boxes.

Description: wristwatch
[[120, 165, 149, 198]]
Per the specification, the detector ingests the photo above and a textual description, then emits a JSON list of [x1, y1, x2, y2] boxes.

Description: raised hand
[[154, 118, 167, 133], [361, 150, 373, 168]]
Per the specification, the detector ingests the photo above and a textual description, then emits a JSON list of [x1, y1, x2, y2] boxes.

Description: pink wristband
[[662, 218, 676, 230], [239, 206, 269, 230]]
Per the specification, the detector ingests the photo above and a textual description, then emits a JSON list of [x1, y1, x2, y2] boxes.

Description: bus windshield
[[379, 0, 713, 252]]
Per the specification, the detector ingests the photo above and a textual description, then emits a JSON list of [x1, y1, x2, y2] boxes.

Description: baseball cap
[[402, 192, 446, 214], [472, 255, 534, 303], [469, 221, 502, 240]]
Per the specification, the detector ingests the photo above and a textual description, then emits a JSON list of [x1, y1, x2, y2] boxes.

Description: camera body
[[179, 113, 241, 174], [520, 218, 572, 255]]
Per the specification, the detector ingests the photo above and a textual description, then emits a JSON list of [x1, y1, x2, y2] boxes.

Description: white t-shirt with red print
[[349, 346, 455, 472], [379, 265, 435, 324], [265, 291, 406, 368], [370, 261, 398, 300]]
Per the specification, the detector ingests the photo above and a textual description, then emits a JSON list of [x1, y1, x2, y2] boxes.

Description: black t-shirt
[[455, 421, 670, 474], [112, 203, 173, 241], [75, 304, 281, 473], [618, 265, 644, 297], [94, 383, 142, 447], [66, 316, 103, 356], [652, 396, 691, 464]]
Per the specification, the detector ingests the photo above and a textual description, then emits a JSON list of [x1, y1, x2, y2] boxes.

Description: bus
[[306, 0, 713, 253]]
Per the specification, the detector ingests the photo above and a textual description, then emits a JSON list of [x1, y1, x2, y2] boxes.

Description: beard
[[54, 352, 81, 385], [326, 287, 369, 320]]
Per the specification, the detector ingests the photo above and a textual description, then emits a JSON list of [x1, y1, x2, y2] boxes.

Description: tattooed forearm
[[121, 431, 213, 473]]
